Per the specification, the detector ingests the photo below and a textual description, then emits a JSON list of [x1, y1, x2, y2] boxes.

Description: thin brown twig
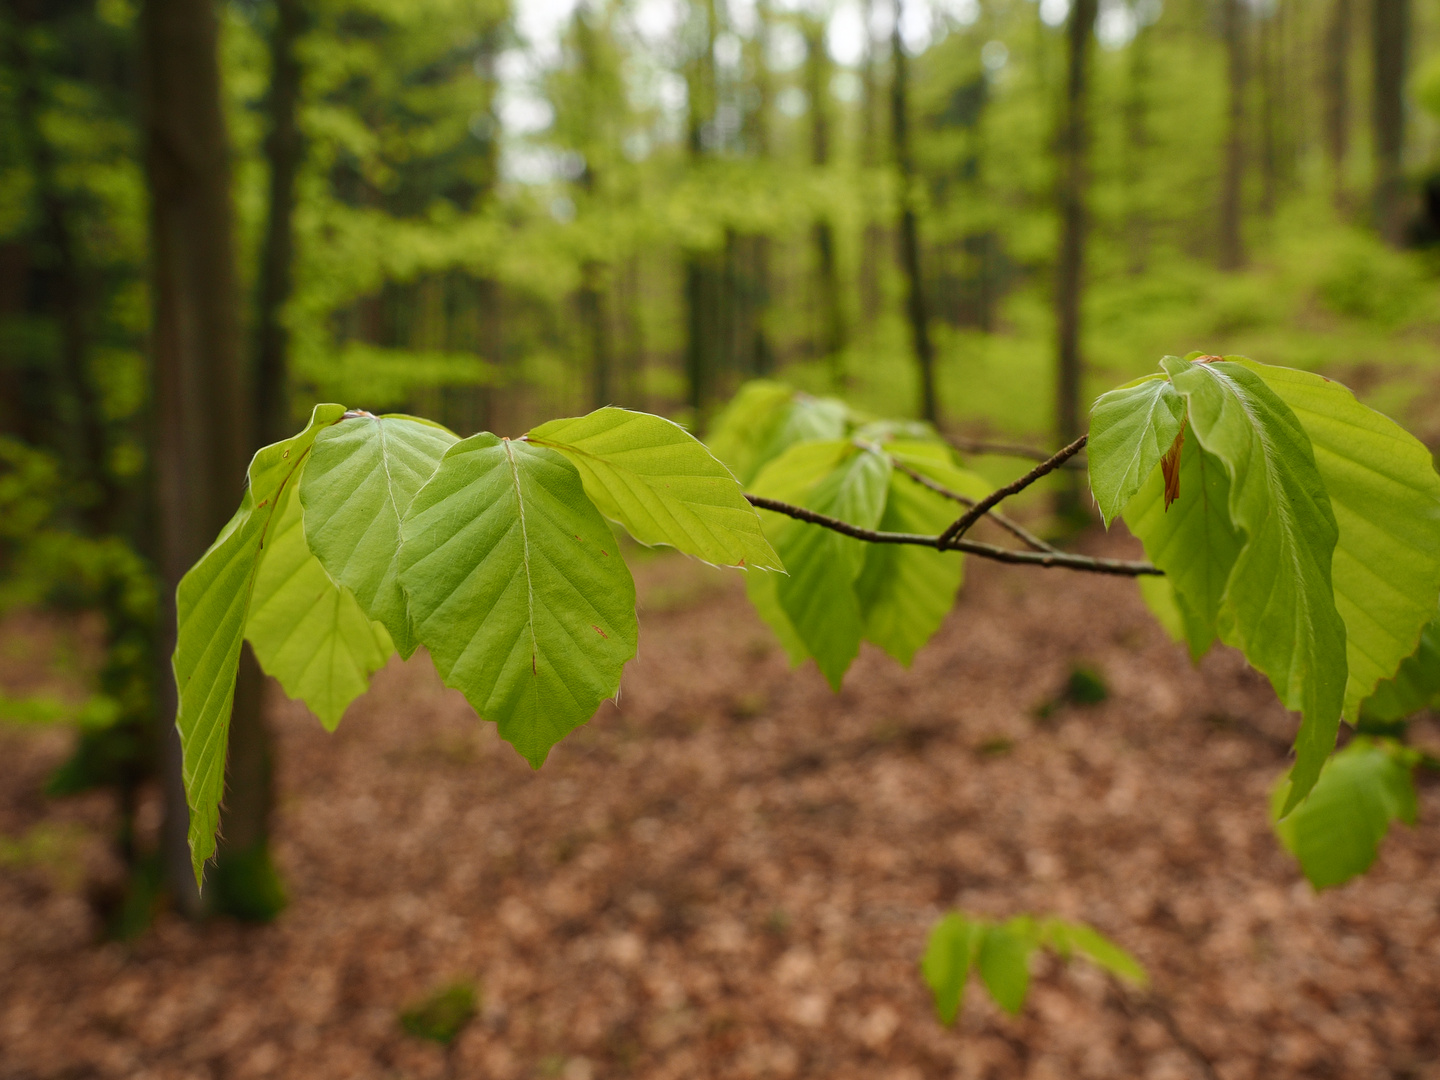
[[745, 494, 1160, 577], [938, 434, 1090, 548], [946, 434, 1088, 470], [887, 457, 1058, 554]]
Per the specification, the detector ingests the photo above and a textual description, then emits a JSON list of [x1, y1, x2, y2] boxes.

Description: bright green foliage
[[1088, 375, 1186, 525], [396, 435, 638, 767], [1362, 613, 1440, 723], [300, 414, 458, 659], [704, 381, 852, 485], [245, 475, 393, 731], [173, 404, 345, 883], [1240, 361, 1440, 724], [1272, 738, 1419, 890], [748, 440, 891, 688], [922, 912, 1145, 1025], [527, 408, 781, 570]]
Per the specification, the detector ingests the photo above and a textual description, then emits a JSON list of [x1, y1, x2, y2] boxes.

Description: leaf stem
[[888, 457, 1058, 554], [938, 434, 1090, 548], [745, 493, 1160, 577]]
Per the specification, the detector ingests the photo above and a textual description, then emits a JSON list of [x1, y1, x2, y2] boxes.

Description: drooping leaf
[[397, 434, 638, 766], [921, 912, 983, 1025], [245, 473, 393, 731], [1041, 920, 1147, 986], [855, 443, 987, 665], [705, 380, 850, 485], [1272, 737, 1418, 890], [976, 917, 1038, 1015], [173, 403, 346, 883], [1124, 430, 1243, 659], [1240, 360, 1440, 722], [299, 413, 457, 658], [1087, 375, 1186, 525], [749, 440, 890, 688], [1361, 611, 1440, 723], [526, 407, 780, 569], [1163, 356, 1347, 810]]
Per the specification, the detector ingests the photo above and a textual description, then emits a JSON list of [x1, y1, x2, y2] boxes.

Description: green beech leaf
[[299, 413, 458, 659], [1272, 738, 1418, 890], [245, 473, 393, 731], [1040, 920, 1147, 986], [174, 403, 346, 883], [705, 380, 850, 484], [855, 443, 987, 665], [1163, 356, 1347, 810], [1362, 611, 1440, 723], [1239, 360, 1440, 722], [1124, 429, 1243, 659], [397, 434, 638, 766], [526, 407, 780, 570], [921, 913, 983, 1025], [749, 440, 890, 688], [977, 918, 1039, 1016], [1088, 374, 1187, 526]]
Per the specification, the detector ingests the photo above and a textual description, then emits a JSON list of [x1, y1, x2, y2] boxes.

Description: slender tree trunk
[[1372, 0, 1409, 246], [1259, 10, 1278, 217], [581, 262, 612, 409], [1054, 0, 1097, 516], [1123, 18, 1152, 275], [858, 0, 883, 327], [1323, 0, 1351, 212], [683, 0, 718, 421], [253, 0, 305, 447], [805, 20, 846, 386], [1218, 0, 1248, 270], [140, 0, 249, 917], [891, 0, 937, 425]]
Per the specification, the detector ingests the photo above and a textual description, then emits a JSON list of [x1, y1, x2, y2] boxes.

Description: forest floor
[[2, 532, 1440, 1080]]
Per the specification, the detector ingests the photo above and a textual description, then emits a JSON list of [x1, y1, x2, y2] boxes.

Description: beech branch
[[887, 457, 1058, 554], [938, 434, 1090, 547], [745, 494, 1160, 577], [946, 435, 1088, 470]]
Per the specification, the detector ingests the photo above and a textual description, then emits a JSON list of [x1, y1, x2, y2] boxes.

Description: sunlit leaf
[[976, 917, 1038, 1016], [921, 912, 982, 1025], [1041, 919, 1147, 986], [1361, 611, 1440, 723], [1088, 374, 1186, 525], [705, 380, 850, 485]]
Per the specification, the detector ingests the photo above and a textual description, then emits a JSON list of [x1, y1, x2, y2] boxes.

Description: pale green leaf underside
[[300, 413, 458, 659], [246, 474, 393, 731], [1241, 361, 1440, 723], [527, 407, 780, 570], [1088, 374, 1186, 526], [1272, 738, 1417, 890], [1165, 357, 1346, 810], [398, 435, 638, 767], [174, 403, 346, 884]]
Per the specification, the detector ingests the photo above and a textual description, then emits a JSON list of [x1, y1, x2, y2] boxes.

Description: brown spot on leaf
[[592, 625, 608, 640], [1195, 354, 1223, 364], [1161, 423, 1185, 511]]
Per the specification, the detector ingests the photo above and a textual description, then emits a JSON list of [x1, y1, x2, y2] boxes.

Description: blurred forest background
[[4, 0, 1440, 923]]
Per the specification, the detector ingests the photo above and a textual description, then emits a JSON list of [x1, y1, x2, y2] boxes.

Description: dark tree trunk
[[253, 0, 306, 447], [805, 20, 846, 386], [1323, 0, 1351, 212], [891, 0, 937, 425], [1259, 9, 1278, 217], [1218, 0, 1248, 270], [1054, 0, 1098, 516], [1371, 0, 1409, 246], [140, 0, 250, 917]]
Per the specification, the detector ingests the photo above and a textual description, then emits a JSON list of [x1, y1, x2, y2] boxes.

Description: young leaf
[[245, 473, 393, 731], [526, 407, 781, 570], [173, 403, 346, 883], [855, 443, 987, 665], [750, 440, 890, 688], [976, 917, 1039, 1015], [1239, 360, 1440, 722], [1124, 432, 1242, 659], [1163, 356, 1347, 810], [397, 435, 638, 766], [1272, 738, 1418, 890], [1041, 919, 1147, 986], [300, 413, 458, 659], [1361, 611, 1440, 723], [921, 912, 983, 1025], [1087, 374, 1186, 525], [705, 380, 850, 484]]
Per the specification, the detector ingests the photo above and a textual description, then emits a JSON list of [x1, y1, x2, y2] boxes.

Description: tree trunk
[[140, 0, 250, 917], [1054, 0, 1098, 517], [1371, 0, 1409, 246], [1323, 0, 1351, 212], [891, 0, 938, 425], [1123, 16, 1152, 275], [253, 0, 305, 447], [1218, 0, 1248, 270], [581, 262, 612, 409], [1258, 9, 1277, 217], [805, 20, 846, 387]]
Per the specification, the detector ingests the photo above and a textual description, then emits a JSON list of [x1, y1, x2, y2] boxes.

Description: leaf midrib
[[503, 438, 539, 675]]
